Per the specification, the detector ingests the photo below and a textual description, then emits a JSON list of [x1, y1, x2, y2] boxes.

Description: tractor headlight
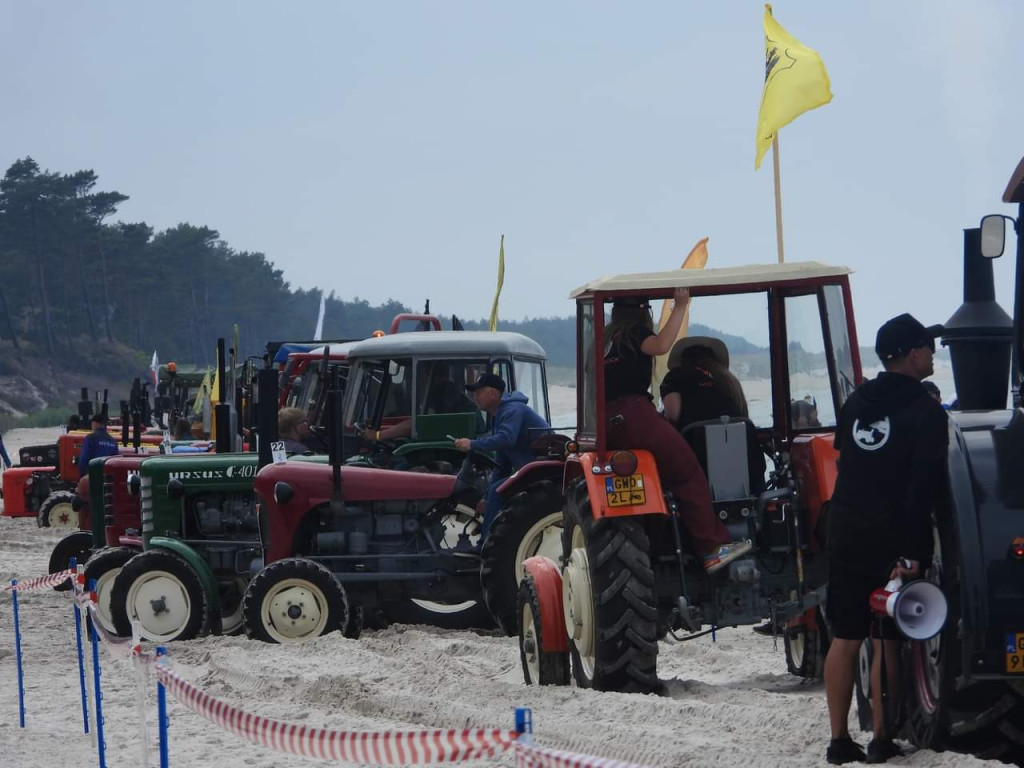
[[128, 475, 142, 496], [166, 478, 184, 500], [273, 482, 294, 505]]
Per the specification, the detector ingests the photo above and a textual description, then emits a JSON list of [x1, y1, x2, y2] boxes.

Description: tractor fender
[[574, 450, 668, 520], [147, 536, 221, 625], [523, 556, 568, 653], [496, 461, 565, 499]]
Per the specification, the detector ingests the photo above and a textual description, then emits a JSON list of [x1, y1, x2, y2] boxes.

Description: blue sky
[[2, 1, 1020, 345]]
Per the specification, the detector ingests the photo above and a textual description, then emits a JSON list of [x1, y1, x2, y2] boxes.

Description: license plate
[[605, 474, 646, 507], [1006, 632, 1024, 674]]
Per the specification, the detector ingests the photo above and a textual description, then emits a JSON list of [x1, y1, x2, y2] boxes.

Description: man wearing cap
[[77, 413, 120, 476], [823, 313, 948, 765], [453, 372, 550, 538]]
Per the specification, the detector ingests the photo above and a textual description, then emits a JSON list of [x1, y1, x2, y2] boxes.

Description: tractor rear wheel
[[243, 558, 349, 644], [111, 550, 209, 642], [518, 570, 569, 686], [904, 512, 1024, 761], [38, 491, 78, 529], [47, 531, 94, 591], [561, 483, 659, 693], [84, 546, 139, 635], [480, 480, 564, 635], [383, 502, 495, 630]]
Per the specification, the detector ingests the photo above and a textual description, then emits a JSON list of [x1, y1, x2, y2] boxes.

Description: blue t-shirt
[[78, 429, 120, 475]]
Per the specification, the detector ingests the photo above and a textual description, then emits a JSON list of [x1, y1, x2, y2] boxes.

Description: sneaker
[[703, 540, 753, 573], [752, 620, 777, 636], [826, 736, 866, 765], [865, 737, 901, 764]]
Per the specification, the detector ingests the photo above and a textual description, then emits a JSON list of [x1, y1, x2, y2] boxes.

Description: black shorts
[[825, 566, 898, 640]]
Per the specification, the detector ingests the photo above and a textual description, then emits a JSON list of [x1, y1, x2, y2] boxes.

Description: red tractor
[[517, 261, 861, 691]]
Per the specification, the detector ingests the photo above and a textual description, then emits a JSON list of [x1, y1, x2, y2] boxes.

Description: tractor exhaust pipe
[[943, 228, 1013, 410], [255, 366, 278, 469]]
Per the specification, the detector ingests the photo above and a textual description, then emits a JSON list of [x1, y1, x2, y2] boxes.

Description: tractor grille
[[103, 473, 115, 525], [141, 476, 154, 533]]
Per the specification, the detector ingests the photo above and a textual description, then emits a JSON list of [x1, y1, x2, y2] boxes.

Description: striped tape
[[4, 569, 74, 592], [154, 664, 516, 764], [514, 742, 656, 768]]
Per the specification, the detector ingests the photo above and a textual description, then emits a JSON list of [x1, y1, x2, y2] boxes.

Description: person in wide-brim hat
[[667, 336, 730, 370]]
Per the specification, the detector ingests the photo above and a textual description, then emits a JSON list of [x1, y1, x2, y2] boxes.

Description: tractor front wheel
[[47, 531, 94, 591], [84, 546, 139, 635], [480, 480, 564, 635], [561, 485, 659, 693], [243, 558, 349, 644], [38, 491, 78, 529], [518, 570, 569, 686], [111, 550, 209, 642]]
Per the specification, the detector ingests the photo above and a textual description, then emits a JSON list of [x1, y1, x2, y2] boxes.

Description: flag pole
[[772, 135, 785, 263]]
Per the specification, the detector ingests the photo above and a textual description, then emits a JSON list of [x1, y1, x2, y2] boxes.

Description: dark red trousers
[[606, 395, 729, 556]]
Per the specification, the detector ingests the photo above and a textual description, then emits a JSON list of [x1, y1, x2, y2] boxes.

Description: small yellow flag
[[652, 237, 709, 398], [488, 235, 505, 332], [755, 4, 832, 169]]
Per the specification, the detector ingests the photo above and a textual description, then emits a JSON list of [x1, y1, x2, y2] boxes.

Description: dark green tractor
[[108, 453, 267, 641]]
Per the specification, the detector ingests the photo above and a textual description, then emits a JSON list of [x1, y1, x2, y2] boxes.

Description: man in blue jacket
[[454, 372, 550, 537], [77, 412, 120, 476]]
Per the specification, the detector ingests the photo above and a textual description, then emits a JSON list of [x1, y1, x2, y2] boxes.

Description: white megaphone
[[869, 574, 948, 641]]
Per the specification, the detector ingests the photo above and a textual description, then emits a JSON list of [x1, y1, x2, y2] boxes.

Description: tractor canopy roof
[[286, 341, 358, 363], [345, 331, 546, 360], [570, 261, 852, 300]]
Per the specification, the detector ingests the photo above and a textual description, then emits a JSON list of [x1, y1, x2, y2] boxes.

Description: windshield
[[343, 359, 412, 430], [513, 357, 549, 423], [289, 361, 349, 427]]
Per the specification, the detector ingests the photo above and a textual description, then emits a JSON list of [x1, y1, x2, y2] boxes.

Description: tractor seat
[[680, 417, 766, 503]]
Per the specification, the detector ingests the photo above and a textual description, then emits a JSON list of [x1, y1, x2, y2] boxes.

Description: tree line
[[0, 158, 423, 369]]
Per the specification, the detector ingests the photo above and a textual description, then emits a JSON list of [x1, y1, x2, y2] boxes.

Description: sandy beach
[[0, 426, 983, 768]]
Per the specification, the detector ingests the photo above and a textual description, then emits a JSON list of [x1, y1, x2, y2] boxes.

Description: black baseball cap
[[465, 372, 506, 393], [875, 313, 944, 361], [91, 412, 108, 424]]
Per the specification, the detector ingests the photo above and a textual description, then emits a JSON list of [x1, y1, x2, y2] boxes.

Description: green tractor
[[108, 453, 268, 641]]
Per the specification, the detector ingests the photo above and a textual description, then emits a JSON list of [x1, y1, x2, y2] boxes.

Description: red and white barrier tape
[[514, 742, 655, 768], [3, 569, 74, 592], [154, 664, 515, 764]]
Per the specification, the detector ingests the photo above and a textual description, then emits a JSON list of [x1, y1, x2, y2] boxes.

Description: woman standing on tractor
[[604, 287, 750, 573]]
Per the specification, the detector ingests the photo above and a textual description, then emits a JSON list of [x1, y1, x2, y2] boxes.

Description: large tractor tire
[[38, 491, 79, 530], [47, 531, 94, 591], [480, 480, 564, 636], [111, 550, 210, 642], [382, 502, 496, 630], [784, 607, 829, 679], [560, 483, 659, 693], [518, 570, 569, 686], [903, 514, 1024, 762], [83, 546, 139, 635], [242, 558, 349, 644]]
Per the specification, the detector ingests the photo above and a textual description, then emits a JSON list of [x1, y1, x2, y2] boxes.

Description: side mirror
[[980, 214, 1007, 259]]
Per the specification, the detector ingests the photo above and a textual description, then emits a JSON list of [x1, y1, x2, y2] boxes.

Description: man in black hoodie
[[823, 314, 948, 765]]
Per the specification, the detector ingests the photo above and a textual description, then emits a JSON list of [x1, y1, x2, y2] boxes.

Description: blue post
[[515, 706, 533, 743], [156, 646, 169, 768], [11, 580, 26, 728], [89, 578, 107, 768], [70, 558, 90, 735]]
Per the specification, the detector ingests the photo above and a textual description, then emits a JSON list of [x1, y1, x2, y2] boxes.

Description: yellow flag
[[192, 370, 211, 415], [211, 346, 221, 406], [755, 4, 832, 169], [653, 238, 709, 398], [488, 235, 505, 332]]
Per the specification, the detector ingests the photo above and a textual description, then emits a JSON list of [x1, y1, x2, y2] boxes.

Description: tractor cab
[[518, 260, 863, 692], [283, 342, 357, 434], [339, 331, 550, 469]]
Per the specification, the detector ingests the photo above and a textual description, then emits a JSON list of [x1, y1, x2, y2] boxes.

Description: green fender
[[147, 536, 221, 626]]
